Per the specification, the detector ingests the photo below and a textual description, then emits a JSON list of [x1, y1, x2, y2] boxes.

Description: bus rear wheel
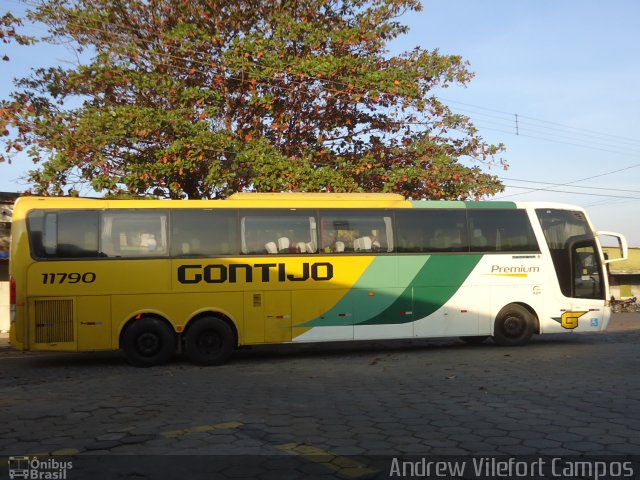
[[121, 317, 176, 367], [492, 304, 535, 346], [185, 317, 235, 366]]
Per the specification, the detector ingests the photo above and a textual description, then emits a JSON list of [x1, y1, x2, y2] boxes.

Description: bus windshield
[[536, 208, 604, 299]]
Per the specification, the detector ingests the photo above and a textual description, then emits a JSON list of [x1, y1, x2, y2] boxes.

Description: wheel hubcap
[[197, 330, 221, 355], [503, 316, 525, 337], [137, 332, 160, 356]]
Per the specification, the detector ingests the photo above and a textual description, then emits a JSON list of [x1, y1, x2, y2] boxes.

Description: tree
[[0, 0, 505, 199], [1, 12, 34, 61]]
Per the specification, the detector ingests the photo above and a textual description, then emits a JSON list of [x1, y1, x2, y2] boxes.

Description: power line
[[584, 197, 640, 208], [493, 161, 640, 200], [496, 177, 640, 205], [502, 185, 640, 201], [471, 121, 640, 157], [501, 177, 640, 194], [441, 97, 640, 147], [454, 108, 640, 152]]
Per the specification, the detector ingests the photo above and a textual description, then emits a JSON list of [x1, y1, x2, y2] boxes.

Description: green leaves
[[1, 0, 505, 200], [1, 12, 35, 61]]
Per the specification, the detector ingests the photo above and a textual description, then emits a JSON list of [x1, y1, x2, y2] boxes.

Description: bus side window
[[240, 211, 316, 255], [468, 210, 539, 253], [66, 211, 98, 257], [429, 228, 464, 251], [170, 210, 238, 257], [101, 211, 168, 258], [395, 210, 467, 253], [27, 210, 100, 259], [319, 210, 394, 254], [470, 229, 488, 249], [27, 211, 46, 258]]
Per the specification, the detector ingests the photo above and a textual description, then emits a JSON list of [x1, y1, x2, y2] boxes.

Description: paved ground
[[1, 313, 639, 479]]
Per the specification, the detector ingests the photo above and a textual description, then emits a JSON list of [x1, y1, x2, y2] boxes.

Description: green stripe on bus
[[298, 254, 482, 328], [464, 201, 517, 209], [358, 254, 482, 325], [410, 201, 466, 209], [409, 201, 517, 209], [296, 257, 421, 328]]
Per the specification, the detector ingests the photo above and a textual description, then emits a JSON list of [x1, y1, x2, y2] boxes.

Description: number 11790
[[41, 272, 96, 284]]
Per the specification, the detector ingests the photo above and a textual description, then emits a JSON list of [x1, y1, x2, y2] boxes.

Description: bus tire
[[121, 317, 176, 367], [185, 317, 234, 366], [492, 304, 535, 346]]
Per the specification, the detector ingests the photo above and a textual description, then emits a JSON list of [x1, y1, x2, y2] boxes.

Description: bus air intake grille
[[34, 299, 74, 343]]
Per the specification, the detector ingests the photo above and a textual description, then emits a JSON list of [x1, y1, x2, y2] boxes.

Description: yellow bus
[[9, 193, 627, 366]]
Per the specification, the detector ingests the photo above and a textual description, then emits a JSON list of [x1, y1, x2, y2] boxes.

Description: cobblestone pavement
[[1, 314, 639, 479]]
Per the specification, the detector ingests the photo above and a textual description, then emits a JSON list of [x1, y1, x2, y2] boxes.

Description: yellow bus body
[[10, 194, 409, 359]]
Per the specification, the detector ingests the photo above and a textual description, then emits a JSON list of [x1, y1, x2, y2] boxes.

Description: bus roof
[[11, 194, 586, 213], [228, 192, 405, 201]]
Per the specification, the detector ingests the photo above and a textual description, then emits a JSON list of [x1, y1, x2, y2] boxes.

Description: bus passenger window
[[27, 210, 100, 259], [170, 210, 238, 257], [429, 228, 463, 251], [240, 211, 317, 255], [319, 210, 393, 253], [101, 211, 168, 257], [395, 210, 467, 253], [468, 210, 539, 253]]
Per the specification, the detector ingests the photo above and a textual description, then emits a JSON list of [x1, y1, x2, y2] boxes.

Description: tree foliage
[[1, 12, 35, 61], [1, 0, 505, 199]]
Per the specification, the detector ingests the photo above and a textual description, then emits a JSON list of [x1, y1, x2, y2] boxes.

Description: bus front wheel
[[121, 317, 176, 367], [492, 304, 535, 346], [184, 317, 235, 366]]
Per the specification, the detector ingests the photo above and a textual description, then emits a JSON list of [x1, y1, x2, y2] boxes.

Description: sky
[[1, 0, 639, 245]]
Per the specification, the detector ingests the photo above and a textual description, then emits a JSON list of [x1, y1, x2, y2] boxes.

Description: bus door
[[535, 209, 609, 332], [569, 240, 606, 331]]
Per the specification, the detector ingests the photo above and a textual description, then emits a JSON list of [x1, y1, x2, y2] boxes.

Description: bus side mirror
[[597, 231, 628, 264]]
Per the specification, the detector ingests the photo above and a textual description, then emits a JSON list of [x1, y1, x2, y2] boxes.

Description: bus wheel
[[121, 317, 175, 367], [492, 304, 535, 346], [185, 317, 234, 366]]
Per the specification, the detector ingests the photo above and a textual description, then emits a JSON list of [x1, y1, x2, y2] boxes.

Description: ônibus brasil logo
[[8, 456, 72, 479]]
